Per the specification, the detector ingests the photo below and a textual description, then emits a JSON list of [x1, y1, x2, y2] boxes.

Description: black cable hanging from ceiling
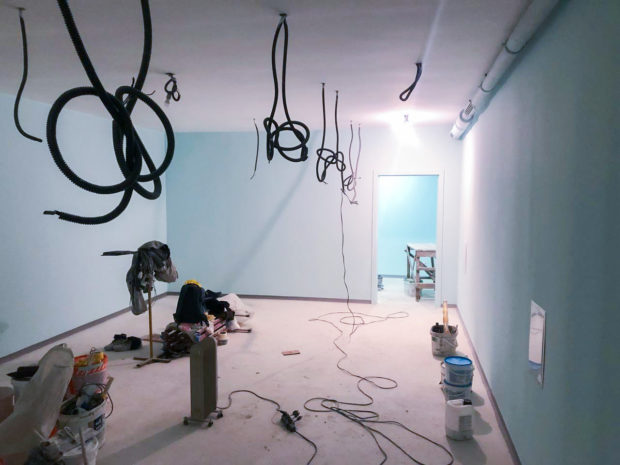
[[263, 14, 310, 163], [399, 62, 423, 101], [342, 122, 362, 204], [163, 72, 180, 105], [315, 84, 345, 185], [13, 8, 42, 143], [250, 118, 259, 179], [44, 0, 174, 225]]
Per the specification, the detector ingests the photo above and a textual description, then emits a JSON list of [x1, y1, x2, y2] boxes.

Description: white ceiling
[[0, 0, 528, 132]]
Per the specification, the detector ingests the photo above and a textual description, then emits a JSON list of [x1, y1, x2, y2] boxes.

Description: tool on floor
[[134, 288, 171, 367], [183, 336, 222, 427]]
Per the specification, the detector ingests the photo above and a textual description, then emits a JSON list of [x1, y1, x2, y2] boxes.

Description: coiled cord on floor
[[301, 191, 454, 465], [263, 14, 310, 163], [13, 8, 42, 143], [218, 390, 318, 464], [399, 62, 423, 101], [250, 118, 259, 179], [164, 72, 180, 105], [43, 0, 174, 225]]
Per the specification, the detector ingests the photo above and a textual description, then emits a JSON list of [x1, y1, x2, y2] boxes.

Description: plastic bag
[[0, 344, 74, 459]]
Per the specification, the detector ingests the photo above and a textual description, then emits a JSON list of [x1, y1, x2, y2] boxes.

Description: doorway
[[374, 174, 440, 303]]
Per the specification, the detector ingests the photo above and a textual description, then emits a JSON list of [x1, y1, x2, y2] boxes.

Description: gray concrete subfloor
[[1, 280, 514, 465]]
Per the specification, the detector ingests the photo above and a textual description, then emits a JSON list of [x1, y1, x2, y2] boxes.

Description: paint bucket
[[62, 436, 99, 465], [68, 353, 108, 396], [430, 324, 458, 356], [443, 381, 472, 400], [58, 398, 107, 448], [443, 356, 474, 385], [0, 386, 14, 422]]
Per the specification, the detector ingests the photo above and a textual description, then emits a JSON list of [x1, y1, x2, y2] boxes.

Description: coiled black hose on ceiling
[[399, 62, 423, 101], [263, 14, 310, 163], [44, 0, 174, 225], [13, 8, 42, 143]]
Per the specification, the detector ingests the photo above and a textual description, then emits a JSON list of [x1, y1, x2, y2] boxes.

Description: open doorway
[[376, 175, 439, 303]]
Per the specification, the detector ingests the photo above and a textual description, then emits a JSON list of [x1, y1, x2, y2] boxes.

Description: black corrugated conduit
[[399, 62, 423, 102], [250, 118, 259, 179], [164, 72, 180, 105], [13, 8, 42, 143], [315, 84, 344, 184], [43, 0, 174, 225], [263, 14, 310, 163]]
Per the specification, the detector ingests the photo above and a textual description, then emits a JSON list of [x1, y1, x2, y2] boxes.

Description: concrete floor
[[1, 279, 515, 464]]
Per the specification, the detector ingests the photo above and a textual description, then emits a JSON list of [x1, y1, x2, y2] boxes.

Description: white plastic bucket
[[58, 399, 107, 448], [430, 325, 458, 356], [443, 382, 472, 400], [443, 356, 474, 386], [0, 386, 14, 422], [62, 436, 99, 465]]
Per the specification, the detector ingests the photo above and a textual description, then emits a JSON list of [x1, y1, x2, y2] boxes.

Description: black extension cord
[[399, 62, 423, 101], [218, 390, 317, 464], [263, 14, 310, 163], [44, 0, 174, 225], [164, 73, 180, 105], [13, 8, 42, 143]]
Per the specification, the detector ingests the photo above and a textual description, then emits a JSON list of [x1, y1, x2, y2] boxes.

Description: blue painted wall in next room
[[377, 175, 438, 276]]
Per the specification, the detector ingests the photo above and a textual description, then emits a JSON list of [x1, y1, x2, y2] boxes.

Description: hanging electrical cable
[[263, 14, 310, 163], [43, 0, 174, 225], [250, 118, 260, 179], [342, 123, 362, 204], [13, 8, 42, 143], [163, 72, 180, 105], [315, 84, 344, 184], [399, 62, 423, 102]]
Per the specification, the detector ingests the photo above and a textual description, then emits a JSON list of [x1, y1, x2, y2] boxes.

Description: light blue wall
[[0, 93, 168, 358], [377, 175, 438, 276], [457, 1, 619, 464], [167, 124, 462, 302]]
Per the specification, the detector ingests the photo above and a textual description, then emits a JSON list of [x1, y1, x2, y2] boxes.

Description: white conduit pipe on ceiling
[[450, 0, 560, 139]]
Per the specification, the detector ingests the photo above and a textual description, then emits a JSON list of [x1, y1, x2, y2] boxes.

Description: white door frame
[[370, 170, 446, 305]]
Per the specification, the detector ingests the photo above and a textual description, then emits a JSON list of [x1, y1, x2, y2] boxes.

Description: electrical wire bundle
[[263, 14, 310, 164], [218, 390, 317, 465], [13, 8, 42, 143], [315, 84, 362, 205], [43, 0, 174, 225], [163, 73, 180, 105]]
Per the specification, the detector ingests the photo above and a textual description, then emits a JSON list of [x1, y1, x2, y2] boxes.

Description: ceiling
[[0, 0, 528, 132]]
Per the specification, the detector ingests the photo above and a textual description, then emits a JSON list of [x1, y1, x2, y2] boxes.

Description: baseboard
[[167, 291, 371, 304], [455, 306, 522, 465], [0, 292, 171, 365]]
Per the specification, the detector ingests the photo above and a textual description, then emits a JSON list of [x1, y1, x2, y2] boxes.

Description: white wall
[[456, 1, 619, 464], [166, 124, 461, 302], [0, 93, 168, 357]]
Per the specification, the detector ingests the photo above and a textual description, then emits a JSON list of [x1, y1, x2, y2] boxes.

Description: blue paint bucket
[[443, 356, 474, 386]]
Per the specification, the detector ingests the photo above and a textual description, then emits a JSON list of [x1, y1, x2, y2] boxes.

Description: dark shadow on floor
[[98, 423, 197, 465], [448, 437, 488, 465]]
